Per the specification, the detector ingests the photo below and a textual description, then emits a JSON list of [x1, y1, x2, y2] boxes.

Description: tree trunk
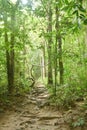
[[58, 36, 64, 84], [43, 43, 46, 77], [47, 1, 53, 85], [41, 55, 45, 79], [4, 9, 15, 94], [54, 0, 59, 94], [55, 0, 64, 85], [8, 10, 15, 93], [4, 13, 11, 92]]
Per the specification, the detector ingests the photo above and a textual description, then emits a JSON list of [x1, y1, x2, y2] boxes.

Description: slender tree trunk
[[41, 55, 44, 79], [58, 36, 64, 84], [4, 9, 15, 93], [43, 43, 46, 77], [54, 1, 58, 94], [4, 13, 11, 92], [47, 1, 53, 85], [55, 0, 64, 85], [4, 12, 13, 93], [41, 44, 47, 79], [22, 19, 26, 80], [8, 10, 15, 93]]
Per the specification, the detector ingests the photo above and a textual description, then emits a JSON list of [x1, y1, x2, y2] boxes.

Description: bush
[[49, 71, 87, 109]]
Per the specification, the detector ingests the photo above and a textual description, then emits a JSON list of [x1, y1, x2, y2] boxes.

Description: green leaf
[[79, 14, 85, 19], [72, 10, 78, 15], [61, 6, 69, 11], [78, 5, 86, 13], [65, 0, 69, 4], [84, 19, 87, 25]]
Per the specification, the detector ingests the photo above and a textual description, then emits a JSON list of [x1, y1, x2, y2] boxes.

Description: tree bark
[[4, 13, 11, 92], [54, 0, 58, 93], [58, 36, 64, 84], [8, 9, 15, 93], [55, 0, 64, 85], [4, 9, 15, 93], [43, 43, 46, 77], [47, 0, 53, 85]]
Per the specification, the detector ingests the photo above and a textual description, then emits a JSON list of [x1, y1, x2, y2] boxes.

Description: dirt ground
[[0, 83, 87, 130]]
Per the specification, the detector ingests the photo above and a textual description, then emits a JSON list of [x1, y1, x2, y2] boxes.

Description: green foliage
[[84, 19, 87, 25], [72, 118, 85, 127], [14, 76, 34, 94], [49, 84, 76, 108], [49, 67, 87, 108]]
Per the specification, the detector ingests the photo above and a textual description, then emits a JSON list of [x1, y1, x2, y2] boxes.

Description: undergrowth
[[48, 76, 87, 109]]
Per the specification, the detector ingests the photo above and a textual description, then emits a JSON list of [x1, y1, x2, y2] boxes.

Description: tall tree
[[8, 4, 16, 93], [4, 11, 10, 91], [2, 0, 17, 93], [47, 0, 53, 85], [55, 0, 64, 85]]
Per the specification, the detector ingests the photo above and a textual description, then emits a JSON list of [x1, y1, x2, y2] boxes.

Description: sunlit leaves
[[34, 6, 46, 17]]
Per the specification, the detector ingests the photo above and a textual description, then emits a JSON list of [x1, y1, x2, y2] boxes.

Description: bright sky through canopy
[[21, 0, 27, 4], [10, 0, 40, 10]]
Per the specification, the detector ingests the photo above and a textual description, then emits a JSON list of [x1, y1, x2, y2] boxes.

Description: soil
[[0, 82, 87, 130]]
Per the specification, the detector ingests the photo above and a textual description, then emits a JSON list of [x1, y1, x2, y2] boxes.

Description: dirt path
[[0, 83, 87, 130]]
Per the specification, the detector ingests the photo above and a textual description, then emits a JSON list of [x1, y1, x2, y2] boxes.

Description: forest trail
[[0, 82, 87, 130]]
